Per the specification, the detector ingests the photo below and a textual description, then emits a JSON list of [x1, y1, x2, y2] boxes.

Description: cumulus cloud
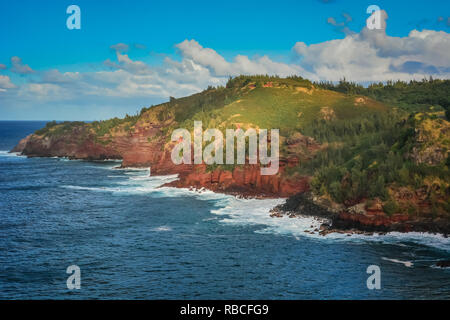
[[175, 40, 231, 76], [104, 52, 153, 75], [0, 75, 16, 92], [176, 39, 302, 77], [294, 10, 450, 82], [0, 64, 7, 70], [2, 39, 304, 114], [40, 69, 82, 84], [10, 56, 34, 74]]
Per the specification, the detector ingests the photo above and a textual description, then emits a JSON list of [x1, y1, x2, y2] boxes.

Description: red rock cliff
[[13, 117, 320, 198]]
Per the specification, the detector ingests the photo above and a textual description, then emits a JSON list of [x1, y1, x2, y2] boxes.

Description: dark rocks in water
[[436, 260, 450, 268], [272, 192, 334, 219], [269, 207, 284, 218], [272, 192, 450, 236]]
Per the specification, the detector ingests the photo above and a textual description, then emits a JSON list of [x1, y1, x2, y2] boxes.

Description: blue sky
[[0, 0, 449, 120]]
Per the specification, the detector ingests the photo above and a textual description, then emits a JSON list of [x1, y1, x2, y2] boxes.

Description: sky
[[0, 0, 449, 120]]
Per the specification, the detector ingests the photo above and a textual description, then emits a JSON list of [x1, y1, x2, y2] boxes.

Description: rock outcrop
[[165, 163, 311, 197], [271, 192, 450, 236], [11, 116, 319, 198]]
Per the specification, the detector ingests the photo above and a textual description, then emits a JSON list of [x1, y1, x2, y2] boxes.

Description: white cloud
[[293, 10, 450, 82], [104, 52, 153, 75], [41, 69, 82, 84], [175, 39, 302, 77], [26, 83, 65, 98], [0, 75, 16, 92]]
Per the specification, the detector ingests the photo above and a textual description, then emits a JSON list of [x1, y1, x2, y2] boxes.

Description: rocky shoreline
[[11, 132, 450, 237], [270, 192, 450, 237]]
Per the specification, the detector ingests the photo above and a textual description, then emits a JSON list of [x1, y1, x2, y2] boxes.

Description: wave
[[0, 150, 25, 158], [210, 195, 450, 252], [151, 226, 172, 232], [382, 257, 414, 267], [57, 157, 122, 167], [61, 166, 450, 253], [62, 172, 179, 195], [116, 167, 150, 172], [431, 263, 450, 269]]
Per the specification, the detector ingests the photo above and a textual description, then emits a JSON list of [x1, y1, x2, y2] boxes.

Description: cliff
[[271, 193, 450, 236], [12, 76, 450, 234]]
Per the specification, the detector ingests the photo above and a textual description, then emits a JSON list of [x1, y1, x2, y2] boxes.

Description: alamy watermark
[[64, 5, 382, 32], [66, 265, 81, 290], [366, 265, 381, 290], [66, 5, 81, 30], [171, 121, 279, 175], [366, 5, 382, 30]]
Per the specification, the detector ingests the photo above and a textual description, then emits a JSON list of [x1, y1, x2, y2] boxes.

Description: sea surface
[[0, 121, 449, 299]]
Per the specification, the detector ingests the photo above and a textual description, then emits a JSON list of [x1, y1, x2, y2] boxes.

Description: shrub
[[383, 199, 399, 216]]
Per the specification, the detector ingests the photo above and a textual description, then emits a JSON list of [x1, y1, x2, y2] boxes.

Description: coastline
[[3, 149, 450, 256], [9, 130, 450, 238], [270, 192, 450, 237], [74, 158, 450, 237]]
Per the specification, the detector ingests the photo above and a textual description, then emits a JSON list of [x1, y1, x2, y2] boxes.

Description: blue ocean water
[[0, 121, 449, 299]]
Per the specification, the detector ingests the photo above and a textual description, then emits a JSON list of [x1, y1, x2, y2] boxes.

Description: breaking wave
[[212, 197, 450, 252], [0, 150, 25, 158], [62, 167, 450, 253]]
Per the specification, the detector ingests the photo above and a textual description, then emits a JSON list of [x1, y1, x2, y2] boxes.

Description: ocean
[[0, 121, 449, 299]]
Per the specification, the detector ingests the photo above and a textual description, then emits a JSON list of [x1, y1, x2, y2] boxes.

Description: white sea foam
[[382, 257, 414, 267], [0, 150, 25, 158], [62, 167, 450, 252], [63, 173, 179, 194], [431, 263, 450, 269], [151, 226, 172, 232], [96, 159, 122, 162], [118, 167, 150, 172], [11, 153, 443, 251], [209, 194, 450, 252]]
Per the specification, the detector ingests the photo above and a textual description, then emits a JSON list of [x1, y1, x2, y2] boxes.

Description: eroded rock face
[[12, 118, 320, 198], [10, 134, 32, 153], [20, 133, 121, 160], [411, 146, 447, 165], [332, 211, 411, 232], [346, 203, 366, 215], [164, 163, 311, 197], [410, 118, 450, 165], [271, 192, 450, 235]]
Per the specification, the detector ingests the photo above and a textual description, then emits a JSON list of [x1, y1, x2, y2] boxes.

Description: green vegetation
[[35, 121, 86, 137], [91, 113, 140, 136], [308, 110, 449, 215], [32, 75, 450, 216], [315, 77, 450, 115]]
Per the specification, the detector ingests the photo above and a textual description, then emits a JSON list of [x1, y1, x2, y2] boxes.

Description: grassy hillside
[[151, 75, 391, 137]]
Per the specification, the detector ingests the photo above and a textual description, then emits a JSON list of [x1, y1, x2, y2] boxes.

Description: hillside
[[12, 75, 450, 234]]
